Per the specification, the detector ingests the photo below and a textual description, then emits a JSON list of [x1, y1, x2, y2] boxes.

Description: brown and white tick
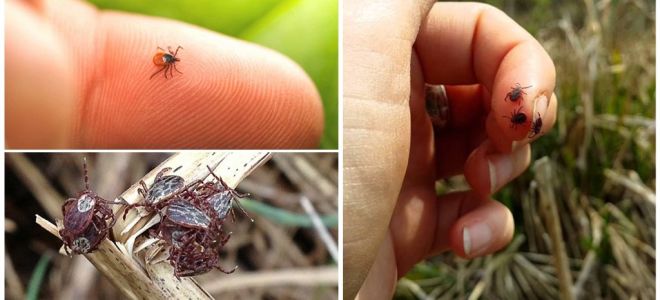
[[123, 167, 203, 219], [59, 157, 125, 255]]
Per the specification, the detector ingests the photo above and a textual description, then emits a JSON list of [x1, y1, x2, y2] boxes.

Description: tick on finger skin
[[502, 106, 528, 129], [151, 46, 183, 79], [505, 83, 532, 103], [528, 112, 543, 138]]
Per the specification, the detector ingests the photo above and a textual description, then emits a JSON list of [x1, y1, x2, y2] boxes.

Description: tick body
[[150, 46, 183, 79], [505, 83, 532, 103], [122, 167, 203, 219], [528, 112, 543, 138], [503, 106, 528, 129]]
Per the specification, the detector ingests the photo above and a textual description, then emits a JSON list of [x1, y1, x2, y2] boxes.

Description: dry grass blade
[[7, 153, 63, 219], [200, 266, 337, 294], [603, 169, 656, 205], [34, 151, 271, 300], [299, 196, 338, 262], [533, 157, 574, 300]]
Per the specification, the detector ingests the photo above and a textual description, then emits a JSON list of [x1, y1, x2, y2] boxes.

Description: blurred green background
[[398, 0, 655, 299], [87, 0, 338, 149]]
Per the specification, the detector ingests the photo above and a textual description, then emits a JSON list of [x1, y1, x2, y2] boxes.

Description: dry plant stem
[[572, 210, 603, 299], [7, 153, 63, 219], [36, 215, 173, 300], [533, 157, 574, 300], [299, 196, 338, 262], [200, 267, 338, 294], [5, 250, 26, 300], [603, 169, 655, 205], [273, 155, 336, 211], [35, 152, 271, 300]]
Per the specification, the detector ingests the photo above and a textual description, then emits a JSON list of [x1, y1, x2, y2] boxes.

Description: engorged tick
[[528, 112, 543, 138], [504, 83, 532, 103], [502, 106, 528, 129], [150, 46, 183, 79]]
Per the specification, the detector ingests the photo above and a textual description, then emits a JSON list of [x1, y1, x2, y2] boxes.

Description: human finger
[[6, 0, 75, 148], [415, 2, 556, 142], [446, 195, 514, 258], [464, 140, 532, 197], [7, 0, 324, 148]]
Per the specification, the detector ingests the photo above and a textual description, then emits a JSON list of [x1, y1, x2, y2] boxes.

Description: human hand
[[344, 1, 557, 298], [6, 0, 323, 149]]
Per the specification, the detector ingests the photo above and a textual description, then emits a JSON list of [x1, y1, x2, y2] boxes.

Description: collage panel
[[343, 0, 654, 299], [6, 152, 338, 299], [6, 0, 337, 149]]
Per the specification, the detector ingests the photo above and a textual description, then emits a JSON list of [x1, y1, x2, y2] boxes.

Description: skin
[[6, 0, 323, 149], [344, 1, 557, 299]]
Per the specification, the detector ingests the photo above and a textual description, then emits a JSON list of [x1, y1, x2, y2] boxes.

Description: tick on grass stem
[[503, 106, 528, 129], [59, 157, 125, 255], [150, 46, 183, 79], [504, 83, 532, 103]]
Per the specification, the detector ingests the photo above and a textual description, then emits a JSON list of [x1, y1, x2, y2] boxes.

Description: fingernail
[[533, 95, 549, 119], [487, 154, 513, 193], [463, 222, 493, 257]]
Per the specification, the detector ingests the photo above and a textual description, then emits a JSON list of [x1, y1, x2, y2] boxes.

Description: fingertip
[[6, 0, 76, 148], [491, 41, 556, 141], [449, 199, 514, 258], [76, 13, 324, 148]]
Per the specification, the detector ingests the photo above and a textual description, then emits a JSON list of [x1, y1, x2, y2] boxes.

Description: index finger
[[414, 2, 556, 145]]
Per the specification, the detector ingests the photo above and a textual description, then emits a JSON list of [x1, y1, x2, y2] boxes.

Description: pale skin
[[344, 1, 557, 299], [6, 0, 324, 149]]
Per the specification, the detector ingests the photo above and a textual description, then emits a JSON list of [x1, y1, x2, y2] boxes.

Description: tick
[[150, 46, 183, 79], [123, 167, 202, 218], [503, 106, 528, 129], [504, 83, 532, 103], [528, 112, 543, 138], [199, 165, 253, 223], [59, 158, 125, 255], [156, 200, 236, 278]]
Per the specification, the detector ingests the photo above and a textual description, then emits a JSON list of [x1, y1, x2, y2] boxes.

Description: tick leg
[[173, 63, 183, 74], [163, 65, 170, 79], [150, 65, 167, 79], [173, 46, 183, 56], [232, 198, 253, 222], [154, 167, 172, 182], [169, 63, 175, 78], [157, 46, 165, 52]]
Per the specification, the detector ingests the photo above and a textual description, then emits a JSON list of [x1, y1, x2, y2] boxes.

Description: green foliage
[[26, 254, 52, 300], [241, 198, 338, 228], [87, 0, 338, 149]]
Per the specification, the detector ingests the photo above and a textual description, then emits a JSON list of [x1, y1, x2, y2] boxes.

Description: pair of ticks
[[150, 45, 183, 79], [503, 83, 542, 138]]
